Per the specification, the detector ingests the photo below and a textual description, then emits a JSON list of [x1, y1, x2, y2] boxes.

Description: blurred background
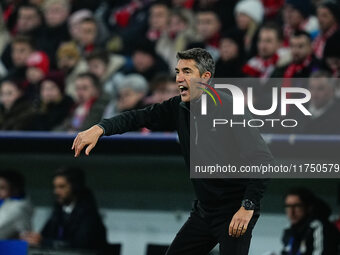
[[0, 0, 340, 254]]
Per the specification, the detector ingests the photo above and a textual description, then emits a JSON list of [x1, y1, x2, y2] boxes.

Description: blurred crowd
[[0, 0, 340, 134], [0, 168, 339, 254]]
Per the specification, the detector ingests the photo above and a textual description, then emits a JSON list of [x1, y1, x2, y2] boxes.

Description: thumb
[[85, 143, 96, 156]]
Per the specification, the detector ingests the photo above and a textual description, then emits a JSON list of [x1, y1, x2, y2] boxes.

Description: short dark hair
[[150, 73, 174, 91], [292, 30, 312, 42], [260, 22, 284, 41], [54, 167, 86, 197], [76, 72, 101, 89], [18, 3, 44, 23], [0, 79, 24, 92], [284, 187, 315, 208], [176, 48, 215, 77], [86, 50, 109, 65], [0, 169, 26, 197], [12, 35, 35, 49]]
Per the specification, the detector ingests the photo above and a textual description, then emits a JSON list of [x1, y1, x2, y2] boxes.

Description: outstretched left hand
[[228, 207, 254, 238]]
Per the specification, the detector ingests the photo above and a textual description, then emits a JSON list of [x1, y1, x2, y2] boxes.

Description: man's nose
[[176, 73, 185, 82]]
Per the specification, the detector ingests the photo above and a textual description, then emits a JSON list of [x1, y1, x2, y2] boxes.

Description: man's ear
[[202, 72, 212, 79]]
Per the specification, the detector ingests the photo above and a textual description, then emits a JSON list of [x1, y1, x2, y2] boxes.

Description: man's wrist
[[95, 124, 105, 136], [241, 199, 256, 210]]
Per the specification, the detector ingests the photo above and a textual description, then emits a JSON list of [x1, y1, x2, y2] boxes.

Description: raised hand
[[72, 125, 104, 157]]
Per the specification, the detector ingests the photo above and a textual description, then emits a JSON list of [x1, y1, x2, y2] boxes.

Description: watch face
[[242, 199, 255, 210]]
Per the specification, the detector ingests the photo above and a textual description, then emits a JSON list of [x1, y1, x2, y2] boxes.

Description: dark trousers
[[166, 203, 259, 255]]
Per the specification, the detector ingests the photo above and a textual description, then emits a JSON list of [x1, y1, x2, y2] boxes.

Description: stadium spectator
[[21, 167, 107, 250], [281, 187, 339, 255], [61, 72, 108, 131], [234, 0, 264, 57], [103, 74, 148, 119], [156, 8, 196, 74], [280, 31, 321, 84], [288, 70, 340, 134], [56, 41, 87, 99], [0, 79, 36, 130], [25, 51, 50, 102], [215, 29, 245, 78], [283, 0, 319, 45], [0, 169, 33, 239], [15, 3, 44, 36], [67, 9, 93, 43], [192, 0, 237, 32], [42, 0, 71, 67], [119, 40, 169, 82], [86, 50, 126, 97], [32, 71, 74, 131], [242, 23, 291, 80], [77, 17, 99, 54], [146, 74, 179, 104], [0, 4, 44, 71], [1, 36, 35, 80], [194, 9, 221, 60], [313, 1, 339, 59], [11, 36, 35, 69], [146, 2, 170, 42]]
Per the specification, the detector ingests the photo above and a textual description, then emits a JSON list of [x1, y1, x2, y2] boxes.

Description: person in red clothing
[[146, 2, 170, 42], [242, 22, 290, 80], [281, 31, 321, 87], [261, 0, 285, 20], [194, 9, 221, 60], [61, 72, 108, 131]]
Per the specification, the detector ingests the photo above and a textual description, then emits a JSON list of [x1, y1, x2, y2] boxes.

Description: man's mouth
[[179, 85, 188, 93]]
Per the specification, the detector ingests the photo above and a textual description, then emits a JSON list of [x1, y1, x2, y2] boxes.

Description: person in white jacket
[[0, 170, 33, 239]]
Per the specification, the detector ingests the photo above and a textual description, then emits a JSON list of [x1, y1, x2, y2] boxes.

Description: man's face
[[317, 7, 337, 32], [285, 195, 306, 225], [196, 12, 220, 40], [258, 29, 281, 59], [149, 5, 169, 31], [132, 51, 154, 73], [169, 14, 187, 35], [78, 21, 97, 46], [53, 176, 73, 205], [290, 35, 312, 63], [117, 88, 145, 111], [41, 80, 62, 104], [58, 56, 78, 71], [309, 77, 334, 108], [0, 178, 10, 199], [45, 3, 69, 27], [175, 59, 208, 102], [153, 81, 179, 103], [75, 77, 98, 104], [17, 7, 41, 33], [284, 5, 304, 29], [26, 67, 45, 84], [0, 81, 22, 110], [88, 59, 107, 79], [11, 42, 33, 67], [219, 38, 238, 61]]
